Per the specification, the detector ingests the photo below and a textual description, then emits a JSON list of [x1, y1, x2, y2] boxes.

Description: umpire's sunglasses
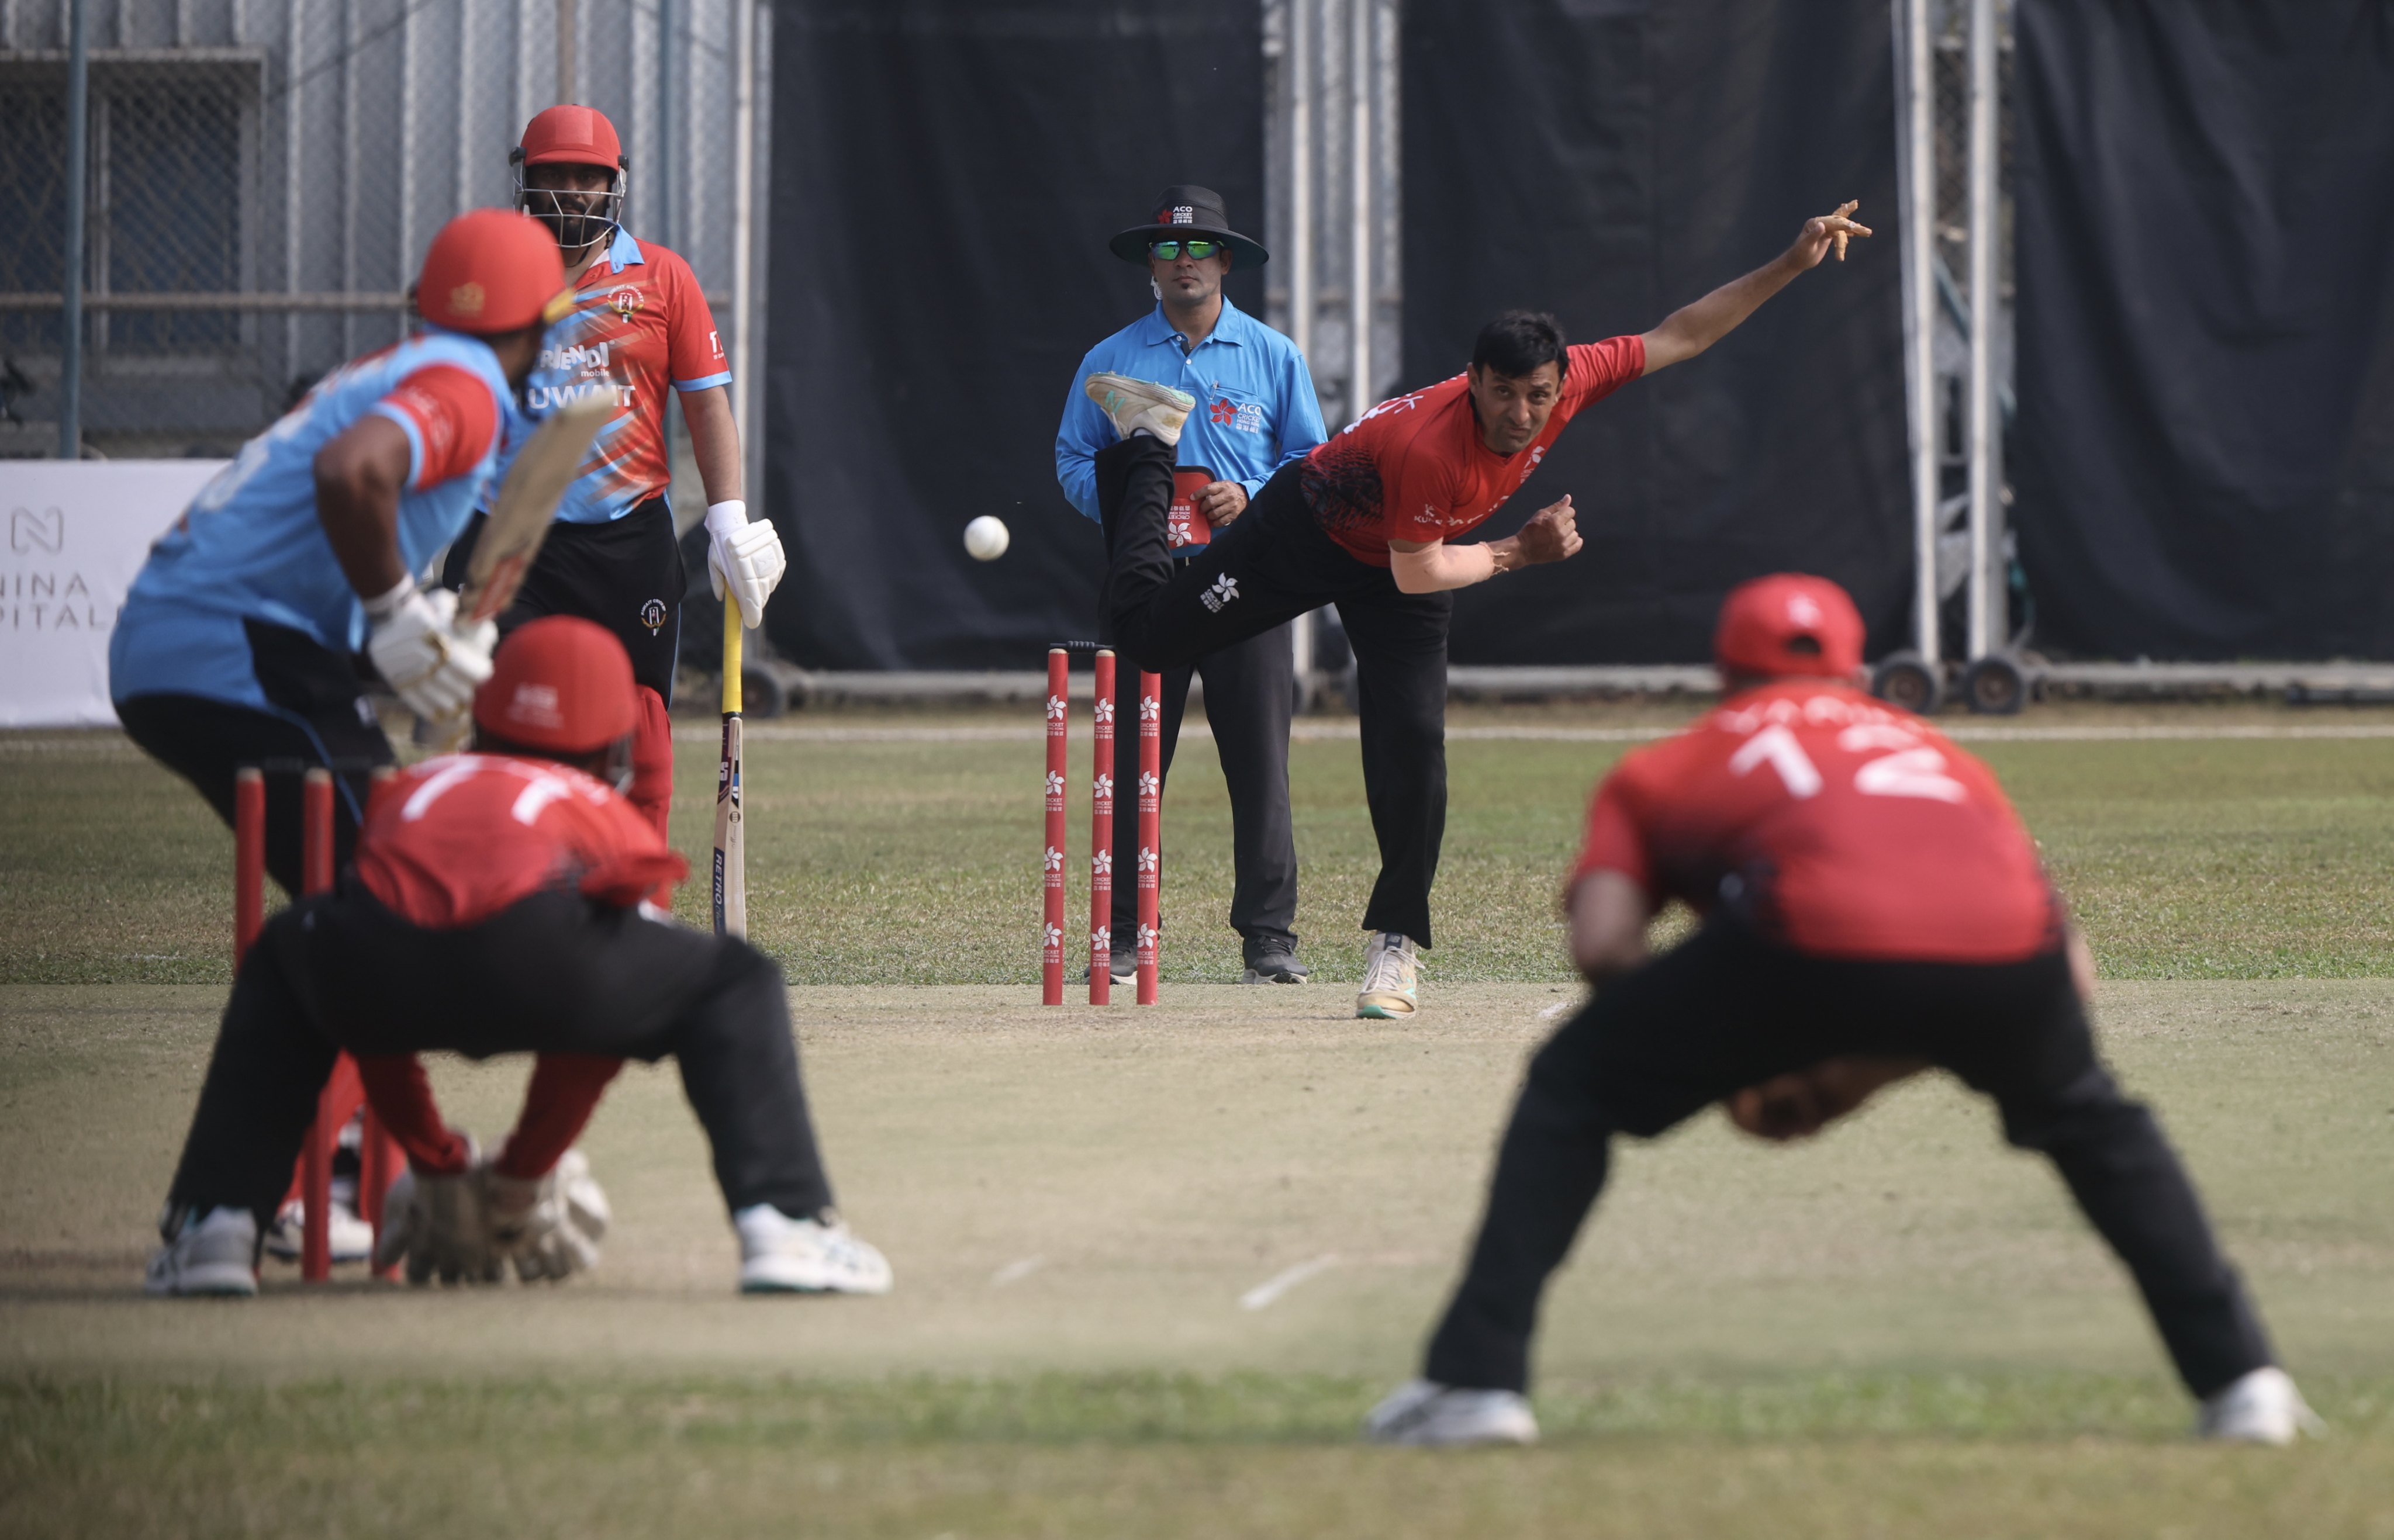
[[1149, 238, 1224, 261]]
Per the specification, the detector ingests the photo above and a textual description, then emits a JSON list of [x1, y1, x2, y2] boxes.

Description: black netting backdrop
[[762, 0, 1263, 669], [2012, 1, 2394, 659], [1408, 0, 1911, 665]]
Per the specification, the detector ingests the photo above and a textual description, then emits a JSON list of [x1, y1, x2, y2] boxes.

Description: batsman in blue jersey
[[109, 210, 571, 894], [1055, 185, 1328, 985]]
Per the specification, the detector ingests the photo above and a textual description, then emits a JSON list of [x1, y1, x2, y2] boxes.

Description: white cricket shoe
[[145, 1206, 260, 1297], [734, 1205, 893, 1295], [262, 1197, 375, 1264], [1363, 1379, 1539, 1447], [1084, 372, 1194, 447], [2196, 1366, 2325, 1445], [1356, 931, 1420, 1019]]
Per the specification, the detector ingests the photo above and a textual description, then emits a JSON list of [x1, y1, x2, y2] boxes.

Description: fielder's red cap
[[1714, 573, 1866, 681], [414, 208, 572, 335], [474, 615, 638, 755], [518, 105, 625, 169]]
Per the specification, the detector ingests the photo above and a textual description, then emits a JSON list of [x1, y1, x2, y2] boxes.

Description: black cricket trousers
[[1098, 434, 1451, 947], [116, 618, 398, 898], [165, 884, 835, 1227], [1423, 920, 2278, 1399], [1092, 438, 1298, 950]]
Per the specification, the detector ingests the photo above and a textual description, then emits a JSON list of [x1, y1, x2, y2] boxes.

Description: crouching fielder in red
[[1366, 575, 2316, 1449], [147, 617, 887, 1297]]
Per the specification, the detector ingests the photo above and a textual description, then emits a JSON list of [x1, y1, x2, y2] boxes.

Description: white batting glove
[[366, 584, 498, 725], [485, 1147, 612, 1285], [703, 500, 785, 627]]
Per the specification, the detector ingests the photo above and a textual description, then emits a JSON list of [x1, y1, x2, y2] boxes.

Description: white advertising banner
[[0, 461, 227, 728]]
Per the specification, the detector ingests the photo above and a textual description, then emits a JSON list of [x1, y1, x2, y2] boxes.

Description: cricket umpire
[[1056, 185, 1328, 984]]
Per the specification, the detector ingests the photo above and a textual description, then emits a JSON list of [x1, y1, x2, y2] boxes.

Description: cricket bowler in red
[[1363, 575, 2317, 1448], [443, 104, 785, 843], [146, 618, 888, 1297], [1089, 204, 1873, 1020]]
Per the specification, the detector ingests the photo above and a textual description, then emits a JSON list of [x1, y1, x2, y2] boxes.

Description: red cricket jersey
[[1571, 681, 2062, 963], [1300, 336, 1645, 565], [354, 753, 688, 928], [524, 230, 731, 524]]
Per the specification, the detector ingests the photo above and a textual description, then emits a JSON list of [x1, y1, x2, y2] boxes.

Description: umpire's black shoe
[[1242, 933, 1309, 984], [1081, 949, 1137, 985]]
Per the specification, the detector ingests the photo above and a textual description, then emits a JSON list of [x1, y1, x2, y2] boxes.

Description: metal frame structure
[[1263, 0, 1400, 701], [6, 0, 772, 469]]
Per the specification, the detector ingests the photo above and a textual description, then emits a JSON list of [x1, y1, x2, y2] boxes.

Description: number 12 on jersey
[[1729, 724, 1969, 804]]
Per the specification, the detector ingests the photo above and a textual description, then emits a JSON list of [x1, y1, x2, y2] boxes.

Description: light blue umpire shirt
[[1056, 294, 1327, 526]]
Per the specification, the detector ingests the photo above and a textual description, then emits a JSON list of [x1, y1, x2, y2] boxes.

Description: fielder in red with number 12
[[1366, 575, 2317, 1449]]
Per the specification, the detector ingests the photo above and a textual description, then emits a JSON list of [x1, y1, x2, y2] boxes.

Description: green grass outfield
[[3, 700, 2392, 1536]]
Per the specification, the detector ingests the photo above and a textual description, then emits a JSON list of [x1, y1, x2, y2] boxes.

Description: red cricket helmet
[[513, 105, 627, 252], [414, 209, 572, 335], [474, 615, 638, 757], [1714, 573, 1866, 682]]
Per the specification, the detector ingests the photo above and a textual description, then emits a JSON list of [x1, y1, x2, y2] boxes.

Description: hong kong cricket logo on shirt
[[1200, 573, 1240, 612]]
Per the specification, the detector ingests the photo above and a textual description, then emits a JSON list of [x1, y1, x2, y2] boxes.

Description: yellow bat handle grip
[[722, 594, 743, 714]]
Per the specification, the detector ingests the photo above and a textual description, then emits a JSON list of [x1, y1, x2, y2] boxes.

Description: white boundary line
[[1239, 1253, 1341, 1311], [671, 722, 2394, 747]]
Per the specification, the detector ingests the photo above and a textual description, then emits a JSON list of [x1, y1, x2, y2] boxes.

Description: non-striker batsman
[[443, 105, 786, 843]]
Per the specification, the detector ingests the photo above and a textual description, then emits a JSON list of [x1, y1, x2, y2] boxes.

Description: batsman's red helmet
[[475, 615, 638, 756], [1714, 573, 1866, 681], [414, 209, 572, 335], [516, 104, 625, 170]]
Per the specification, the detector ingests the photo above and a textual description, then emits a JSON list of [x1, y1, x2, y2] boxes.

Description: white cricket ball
[[963, 515, 1010, 562]]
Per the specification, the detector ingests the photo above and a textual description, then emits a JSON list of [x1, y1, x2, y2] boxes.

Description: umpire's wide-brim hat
[[1110, 185, 1269, 271]]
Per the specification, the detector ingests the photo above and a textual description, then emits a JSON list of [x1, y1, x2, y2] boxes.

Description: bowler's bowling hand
[[1196, 481, 1248, 526], [1514, 496, 1583, 566], [1787, 200, 1873, 269]]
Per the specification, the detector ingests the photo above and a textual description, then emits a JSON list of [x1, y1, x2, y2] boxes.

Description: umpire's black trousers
[[165, 885, 835, 1226], [1093, 439, 1298, 949], [1422, 921, 2277, 1399], [1098, 435, 1450, 947]]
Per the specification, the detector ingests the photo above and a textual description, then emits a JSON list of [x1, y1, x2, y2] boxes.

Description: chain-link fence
[[1, 0, 768, 464]]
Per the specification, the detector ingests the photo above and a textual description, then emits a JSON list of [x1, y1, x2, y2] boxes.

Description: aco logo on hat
[[509, 681, 564, 729], [449, 281, 486, 317], [1166, 206, 1194, 224]]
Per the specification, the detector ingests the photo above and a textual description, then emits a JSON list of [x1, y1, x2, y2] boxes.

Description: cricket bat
[[417, 390, 616, 749], [457, 390, 617, 625], [713, 594, 746, 937]]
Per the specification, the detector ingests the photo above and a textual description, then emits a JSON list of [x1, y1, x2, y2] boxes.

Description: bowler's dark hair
[[1470, 310, 1568, 382]]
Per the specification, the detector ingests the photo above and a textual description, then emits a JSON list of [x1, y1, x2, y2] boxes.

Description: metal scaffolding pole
[[1347, 0, 1372, 423], [1896, 0, 1939, 665], [60, 0, 89, 458], [1965, 0, 2003, 660], [1286, 0, 1312, 365]]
